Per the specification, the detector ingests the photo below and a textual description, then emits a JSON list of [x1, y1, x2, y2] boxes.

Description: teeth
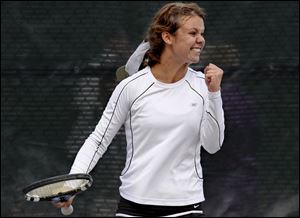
[[192, 48, 201, 52]]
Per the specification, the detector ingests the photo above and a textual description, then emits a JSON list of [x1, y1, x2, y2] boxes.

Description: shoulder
[[188, 67, 205, 80], [186, 67, 208, 96], [118, 67, 150, 88], [114, 67, 152, 98]]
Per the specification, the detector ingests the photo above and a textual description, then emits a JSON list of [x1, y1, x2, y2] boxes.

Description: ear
[[161, 31, 173, 45]]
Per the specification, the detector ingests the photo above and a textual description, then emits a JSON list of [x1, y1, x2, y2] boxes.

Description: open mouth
[[191, 48, 202, 52]]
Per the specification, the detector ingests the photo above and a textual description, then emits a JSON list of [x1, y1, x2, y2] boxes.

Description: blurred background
[[1, 1, 299, 217]]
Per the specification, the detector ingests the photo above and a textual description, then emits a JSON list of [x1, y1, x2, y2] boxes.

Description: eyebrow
[[187, 27, 205, 32]]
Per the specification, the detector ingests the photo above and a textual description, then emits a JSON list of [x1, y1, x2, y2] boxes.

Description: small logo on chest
[[191, 103, 198, 107]]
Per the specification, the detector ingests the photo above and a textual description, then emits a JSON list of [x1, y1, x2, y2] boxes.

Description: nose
[[197, 34, 205, 44], [196, 34, 205, 48]]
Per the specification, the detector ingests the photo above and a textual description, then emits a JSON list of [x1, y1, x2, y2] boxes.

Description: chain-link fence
[[2, 1, 299, 217]]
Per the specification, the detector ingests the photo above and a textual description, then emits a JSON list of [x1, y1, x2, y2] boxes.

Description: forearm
[[70, 136, 106, 174], [70, 80, 130, 174], [201, 91, 225, 154]]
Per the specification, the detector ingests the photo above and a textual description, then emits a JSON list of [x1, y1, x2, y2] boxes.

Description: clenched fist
[[204, 63, 224, 92]]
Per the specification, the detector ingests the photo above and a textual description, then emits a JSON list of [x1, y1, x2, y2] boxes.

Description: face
[[168, 16, 205, 64]]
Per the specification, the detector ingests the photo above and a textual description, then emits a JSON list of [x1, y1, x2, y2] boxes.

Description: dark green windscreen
[[2, 1, 298, 217]]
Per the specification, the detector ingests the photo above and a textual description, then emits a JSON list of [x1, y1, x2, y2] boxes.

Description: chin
[[189, 55, 200, 63], [190, 58, 200, 64]]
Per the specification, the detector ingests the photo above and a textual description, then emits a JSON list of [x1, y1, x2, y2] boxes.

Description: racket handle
[[61, 205, 73, 216]]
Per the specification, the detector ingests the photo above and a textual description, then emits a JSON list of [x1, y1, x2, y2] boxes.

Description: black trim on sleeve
[[86, 72, 149, 173], [206, 111, 222, 149]]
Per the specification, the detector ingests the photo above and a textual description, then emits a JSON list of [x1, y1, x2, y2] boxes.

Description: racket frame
[[23, 173, 93, 202]]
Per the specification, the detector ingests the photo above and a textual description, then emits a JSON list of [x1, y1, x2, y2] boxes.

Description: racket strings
[[27, 179, 88, 197]]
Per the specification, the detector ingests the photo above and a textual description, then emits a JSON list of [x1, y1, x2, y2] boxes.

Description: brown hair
[[143, 2, 206, 68]]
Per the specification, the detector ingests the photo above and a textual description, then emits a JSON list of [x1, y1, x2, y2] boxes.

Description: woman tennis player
[[53, 2, 225, 217]]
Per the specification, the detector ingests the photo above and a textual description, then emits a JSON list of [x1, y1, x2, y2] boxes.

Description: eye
[[189, 32, 197, 36]]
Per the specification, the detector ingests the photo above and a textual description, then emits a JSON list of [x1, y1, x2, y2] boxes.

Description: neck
[[151, 57, 189, 84]]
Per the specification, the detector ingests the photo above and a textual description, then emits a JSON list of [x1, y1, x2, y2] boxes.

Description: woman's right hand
[[51, 195, 76, 209]]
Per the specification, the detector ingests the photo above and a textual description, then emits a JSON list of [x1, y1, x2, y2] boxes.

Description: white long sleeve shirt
[[70, 66, 225, 206]]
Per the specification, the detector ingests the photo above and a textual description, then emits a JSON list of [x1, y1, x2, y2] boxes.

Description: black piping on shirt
[[121, 82, 155, 176], [206, 111, 222, 149], [185, 80, 205, 180], [86, 72, 149, 173]]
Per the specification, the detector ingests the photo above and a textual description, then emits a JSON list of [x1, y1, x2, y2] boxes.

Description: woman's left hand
[[204, 63, 224, 92]]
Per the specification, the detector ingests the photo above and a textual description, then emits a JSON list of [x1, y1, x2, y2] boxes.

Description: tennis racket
[[23, 173, 93, 216]]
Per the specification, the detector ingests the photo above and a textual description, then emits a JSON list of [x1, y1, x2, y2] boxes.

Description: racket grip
[[61, 205, 73, 216]]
